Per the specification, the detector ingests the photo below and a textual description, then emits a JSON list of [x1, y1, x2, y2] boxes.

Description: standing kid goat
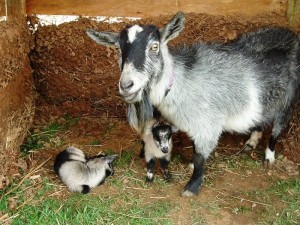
[[87, 12, 300, 197], [140, 119, 173, 183]]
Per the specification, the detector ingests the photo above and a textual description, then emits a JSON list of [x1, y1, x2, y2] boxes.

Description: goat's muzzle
[[120, 87, 142, 103], [161, 146, 169, 154]]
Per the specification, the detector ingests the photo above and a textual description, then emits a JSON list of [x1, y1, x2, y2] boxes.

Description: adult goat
[[87, 12, 300, 196]]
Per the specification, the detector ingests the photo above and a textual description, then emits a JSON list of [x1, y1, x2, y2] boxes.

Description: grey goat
[[87, 12, 300, 197]]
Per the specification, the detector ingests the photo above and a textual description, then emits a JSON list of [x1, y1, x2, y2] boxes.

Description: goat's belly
[[223, 103, 262, 133], [224, 113, 260, 133], [223, 82, 262, 133]]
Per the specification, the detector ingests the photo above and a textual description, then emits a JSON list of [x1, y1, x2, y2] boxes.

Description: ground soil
[[0, 19, 34, 185]]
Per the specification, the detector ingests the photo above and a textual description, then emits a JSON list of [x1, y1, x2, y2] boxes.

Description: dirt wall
[[0, 20, 34, 181]]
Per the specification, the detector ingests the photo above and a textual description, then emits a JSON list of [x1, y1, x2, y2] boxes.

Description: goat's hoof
[[263, 159, 275, 169], [243, 144, 254, 151], [188, 163, 194, 171], [139, 149, 145, 158], [146, 177, 154, 183], [264, 148, 275, 168], [163, 172, 172, 182], [181, 190, 197, 197]]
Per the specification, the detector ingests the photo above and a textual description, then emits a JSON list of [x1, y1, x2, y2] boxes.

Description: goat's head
[[152, 122, 172, 154], [87, 12, 185, 103]]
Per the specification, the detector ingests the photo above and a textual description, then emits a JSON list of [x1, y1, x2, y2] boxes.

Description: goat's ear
[[105, 154, 118, 163], [160, 11, 185, 43], [86, 29, 119, 47]]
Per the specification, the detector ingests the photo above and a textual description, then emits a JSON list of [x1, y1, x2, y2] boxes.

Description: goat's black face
[[117, 25, 164, 103], [152, 123, 172, 154], [119, 25, 160, 71]]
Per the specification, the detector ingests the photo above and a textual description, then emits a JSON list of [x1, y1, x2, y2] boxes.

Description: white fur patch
[[127, 25, 143, 43], [246, 131, 262, 149], [119, 63, 147, 102], [224, 83, 262, 133], [188, 163, 194, 171], [147, 172, 154, 179], [265, 147, 275, 164], [67, 147, 86, 162]]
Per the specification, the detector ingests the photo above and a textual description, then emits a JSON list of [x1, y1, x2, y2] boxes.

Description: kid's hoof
[[139, 149, 145, 158], [263, 159, 274, 169], [146, 177, 154, 183], [163, 172, 172, 182], [181, 190, 197, 197]]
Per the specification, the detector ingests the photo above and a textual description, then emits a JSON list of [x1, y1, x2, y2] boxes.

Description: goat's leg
[[182, 151, 205, 197], [264, 110, 291, 167], [182, 135, 219, 197], [159, 157, 172, 182], [146, 158, 155, 182], [139, 140, 145, 158], [244, 126, 263, 150]]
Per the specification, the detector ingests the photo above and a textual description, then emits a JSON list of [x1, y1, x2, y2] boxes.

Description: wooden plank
[[287, 0, 300, 32], [26, 0, 286, 18], [6, 0, 26, 20], [0, 0, 5, 16]]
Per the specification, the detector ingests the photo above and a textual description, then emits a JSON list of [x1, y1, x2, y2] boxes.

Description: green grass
[[89, 140, 102, 146], [63, 114, 80, 126], [262, 179, 300, 224], [1, 157, 299, 225], [116, 150, 135, 167], [20, 122, 66, 154], [20, 116, 80, 154], [0, 177, 173, 225]]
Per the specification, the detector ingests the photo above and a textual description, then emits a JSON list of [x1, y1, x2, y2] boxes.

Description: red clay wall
[[0, 20, 34, 180]]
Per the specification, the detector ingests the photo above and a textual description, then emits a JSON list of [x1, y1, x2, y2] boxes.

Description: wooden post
[[287, 0, 300, 32], [5, 0, 26, 20]]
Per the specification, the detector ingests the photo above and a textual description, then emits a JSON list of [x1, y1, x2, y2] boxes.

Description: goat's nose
[[161, 147, 168, 153], [120, 80, 134, 92]]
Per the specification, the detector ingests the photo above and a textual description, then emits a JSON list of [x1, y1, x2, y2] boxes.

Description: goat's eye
[[150, 43, 159, 52]]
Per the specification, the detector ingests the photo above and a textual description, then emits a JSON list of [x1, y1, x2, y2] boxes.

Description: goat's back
[[165, 27, 299, 134]]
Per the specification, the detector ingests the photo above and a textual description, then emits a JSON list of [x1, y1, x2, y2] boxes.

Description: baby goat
[[140, 120, 173, 182], [87, 12, 300, 197], [54, 147, 117, 194]]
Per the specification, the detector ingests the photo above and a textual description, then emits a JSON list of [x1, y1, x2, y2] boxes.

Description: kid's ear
[[160, 11, 185, 44], [86, 29, 119, 47], [105, 154, 118, 163]]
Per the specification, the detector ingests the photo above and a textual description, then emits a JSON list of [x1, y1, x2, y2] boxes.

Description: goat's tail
[[284, 37, 300, 107]]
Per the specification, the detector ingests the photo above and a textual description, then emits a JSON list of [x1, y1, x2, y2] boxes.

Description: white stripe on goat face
[[127, 25, 143, 43], [119, 62, 148, 102], [118, 25, 162, 103]]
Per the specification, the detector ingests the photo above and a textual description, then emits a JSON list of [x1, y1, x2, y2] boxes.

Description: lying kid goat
[[87, 12, 300, 197], [54, 147, 117, 194]]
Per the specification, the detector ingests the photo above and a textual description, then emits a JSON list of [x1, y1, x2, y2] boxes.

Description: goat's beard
[[127, 91, 154, 133]]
